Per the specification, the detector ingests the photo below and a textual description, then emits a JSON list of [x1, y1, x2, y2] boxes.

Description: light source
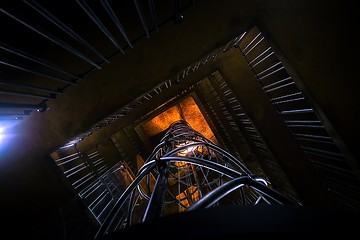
[[0, 127, 4, 143], [176, 141, 197, 156]]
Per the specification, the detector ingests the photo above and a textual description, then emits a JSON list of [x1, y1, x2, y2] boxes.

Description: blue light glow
[[0, 127, 4, 143]]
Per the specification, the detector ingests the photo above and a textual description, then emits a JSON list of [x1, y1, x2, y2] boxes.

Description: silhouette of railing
[[95, 120, 297, 238]]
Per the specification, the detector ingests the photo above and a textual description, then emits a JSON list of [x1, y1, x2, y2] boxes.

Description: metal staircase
[[95, 120, 298, 238], [236, 26, 360, 209]]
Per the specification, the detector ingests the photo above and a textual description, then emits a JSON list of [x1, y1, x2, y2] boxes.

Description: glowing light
[[0, 127, 5, 145], [0, 122, 18, 150], [176, 142, 197, 156], [181, 146, 196, 154], [0, 127, 5, 143], [141, 96, 218, 144]]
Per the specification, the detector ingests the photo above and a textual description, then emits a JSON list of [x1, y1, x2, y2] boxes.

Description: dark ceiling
[[1, 0, 359, 239], [0, 0, 189, 119]]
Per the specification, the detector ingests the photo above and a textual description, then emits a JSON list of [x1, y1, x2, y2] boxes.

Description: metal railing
[[236, 26, 360, 209], [51, 143, 133, 226], [94, 120, 297, 238], [202, 70, 300, 200], [0, 0, 194, 125]]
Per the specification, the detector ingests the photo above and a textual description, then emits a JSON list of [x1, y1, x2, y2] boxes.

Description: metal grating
[[51, 144, 132, 225], [236, 26, 360, 209], [208, 70, 300, 201], [0, 0, 194, 125], [54, 146, 97, 192]]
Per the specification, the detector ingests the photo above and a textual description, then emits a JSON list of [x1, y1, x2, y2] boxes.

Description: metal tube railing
[[134, 0, 150, 38], [0, 78, 62, 95], [24, 0, 109, 63], [101, 0, 133, 48], [76, 0, 124, 52], [94, 120, 297, 239], [0, 6, 101, 69], [0, 58, 76, 85], [0, 41, 82, 79]]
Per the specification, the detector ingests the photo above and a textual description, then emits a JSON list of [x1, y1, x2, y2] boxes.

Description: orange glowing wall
[[141, 96, 217, 144]]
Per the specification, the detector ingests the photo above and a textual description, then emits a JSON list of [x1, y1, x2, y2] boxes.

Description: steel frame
[[95, 120, 297, 238]]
